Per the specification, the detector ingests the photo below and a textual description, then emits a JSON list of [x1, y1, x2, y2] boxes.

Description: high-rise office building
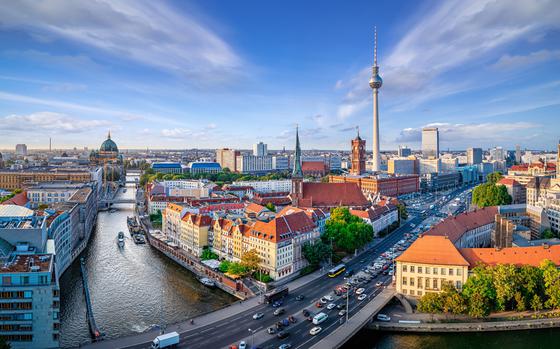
[[215, 148, 240, 172], [515, 144, 522, 164], [422, 127, 439, 159], [369, 28, 383, 172], [467, 147, 483, 165], [15, 144, 27, 156], [253, 142, 267, 157], [398, 145, 411, 157], [490, 146, 505, 161]]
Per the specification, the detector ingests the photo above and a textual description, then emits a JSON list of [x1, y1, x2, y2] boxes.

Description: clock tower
[[350, 127, 366, 175]]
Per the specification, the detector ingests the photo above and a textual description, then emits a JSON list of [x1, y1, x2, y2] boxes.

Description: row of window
[[402, 265, 462, 276], [401, 277, 462, 291], [0, 324, 32, 332], [0, 302, 32, 310], [0, 291, 32, 299]]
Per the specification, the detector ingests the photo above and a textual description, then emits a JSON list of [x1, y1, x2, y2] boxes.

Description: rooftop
[[424, 206, 498, 243], [0, 205, 34, 218], [396, 235, 470, 266], [460, 244, 560, 267], [0, 254, 53, 273]]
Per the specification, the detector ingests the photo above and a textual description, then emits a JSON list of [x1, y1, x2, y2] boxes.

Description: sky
[[0, 0, 559, 151]]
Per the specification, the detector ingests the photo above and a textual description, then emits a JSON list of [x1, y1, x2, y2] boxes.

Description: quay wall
[[369, 317, 560, 332]]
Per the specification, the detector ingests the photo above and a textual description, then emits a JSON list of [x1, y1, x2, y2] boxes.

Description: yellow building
[[395, 235, 469, 297], [0, 169, 93, 190], [162, 203, 185, 247], [179, 213, 212, 257]]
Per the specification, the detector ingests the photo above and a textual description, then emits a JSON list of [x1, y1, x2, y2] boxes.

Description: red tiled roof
[[498, 178, 520, 186], [278, 206, 328, 222], [425, 206, 498, 243], [510, 165, 529, 171], [1, 192, 28, 206], [252, 211, 316, 243], [349, 209, 369, 219], [245, 203, 268, 214], [297, 182, 369, 208], [396, 235, 470, 266], [302, 161, 326, 172], [460, 245, 560, 267], [182, 212, 212, 226]]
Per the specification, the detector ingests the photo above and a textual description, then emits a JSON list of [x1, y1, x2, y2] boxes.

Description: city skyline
[[0, 0, 559, 150]]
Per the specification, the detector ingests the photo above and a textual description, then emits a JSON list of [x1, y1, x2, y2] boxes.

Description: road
[[125, 186, 471, 349]]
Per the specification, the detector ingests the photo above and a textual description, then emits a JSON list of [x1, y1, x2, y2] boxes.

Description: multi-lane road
[[126, 186, 471, 349]]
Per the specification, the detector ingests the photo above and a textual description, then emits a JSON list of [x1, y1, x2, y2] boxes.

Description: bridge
[[99, 198, 137, 205], [310, 287, 396, 349]]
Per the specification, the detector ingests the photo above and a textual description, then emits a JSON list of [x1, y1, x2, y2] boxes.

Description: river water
[[59, 178, 235, 348]]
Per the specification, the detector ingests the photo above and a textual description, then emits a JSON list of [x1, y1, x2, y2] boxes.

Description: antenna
[[374, 26, 378, 67]]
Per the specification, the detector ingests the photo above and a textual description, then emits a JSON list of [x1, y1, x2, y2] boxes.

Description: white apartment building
[[231, 179, 292, 193]]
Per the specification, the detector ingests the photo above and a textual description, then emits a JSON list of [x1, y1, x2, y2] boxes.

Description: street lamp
[[248, 328, 256, 348]]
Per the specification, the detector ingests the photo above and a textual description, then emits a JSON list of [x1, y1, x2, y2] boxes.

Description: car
[[341, 294, 348, 299], [309, 326, 322, 335], [267, 327, 276, 334], [229, 346, 237, 349], [376, 281, 384, 287], [253, 312, 264, 320], [272, 301, 283, 307], [337, 304, 344, 309], [239, 341, 247, 349], [302, 309, 310, 317], [277, 331, 290, 339], [320, 297, 328, 304], [278, 344, 292, 349], [327, 303, 336, 310], [295, 295, 305, 301], [315, 302, 324, 308], [355, 288, 365, 295], [338, 309, 347, 316], [282, 319, 290, 326], [288, 315, 296, 323], [274, 308, 285, 316], [324, 295, 334, 301], [357, 294, 367, 301], [377, 313, 391, 322]]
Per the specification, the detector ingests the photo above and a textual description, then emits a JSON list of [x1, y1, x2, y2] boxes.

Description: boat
[[117, 232, 125, 247], [109, 209, 117, 213], [133, 234, 146, 244], [123, 188, 127, 193], [199, 278, 216, 288]]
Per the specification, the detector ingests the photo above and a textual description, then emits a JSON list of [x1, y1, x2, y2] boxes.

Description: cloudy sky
[[0, 0, 558, 151]]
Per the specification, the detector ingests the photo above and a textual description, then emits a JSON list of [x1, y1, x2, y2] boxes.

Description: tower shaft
[[372, 89, 380, 172]]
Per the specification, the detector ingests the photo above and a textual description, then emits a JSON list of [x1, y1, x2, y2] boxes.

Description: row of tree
[[471, 171, 512, 208], [417, 260, 560, 317]]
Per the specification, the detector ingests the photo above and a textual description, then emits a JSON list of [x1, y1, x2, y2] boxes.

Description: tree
[[492, 264, 518, 311], [542, 228, 555, 239], [462, 265, 496, 317], [486, 172, 503, 184], [201, 248, 218, 261], [302, 241, 332, 267], [0, 337, 10, 349], [227, 262, 249, 276], [265, 202, 276, 212], [219, 261, 231, 273], [541, 259, 560, 309], [397, 203, 408, 222], [472, 175, 512, 208], [323, 207, 374, 253], [417, 292, 444, 314], [531, 294, 543, 312], [440, 282, 467, 315], [514, 291, 526, 312], [241, 249, 261, 273]]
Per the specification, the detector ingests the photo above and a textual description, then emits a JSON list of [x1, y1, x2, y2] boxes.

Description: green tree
[[219, 261, 231, 273], [201, 248, 218, 261], [486, 171, 503, 184], [493, 264, 518, 311], [265, 202, 276, 212], [462, 265, 496, 317], [323, 207, 373, 253], [302, 241, 332, 267], [541, 259, 560, 309], [472, 174, 512, 208], [542, 228, 555, 239], [227, 262, 249, 276], [514, 291, 526, 312], [417, 292, 444, 314], [0, 337, 11, 349], [241, 249, 261, 274], [531, 294, 543, 312], [397, 203, 408, 222]]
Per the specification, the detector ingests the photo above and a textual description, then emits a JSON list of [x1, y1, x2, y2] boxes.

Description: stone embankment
[[370, 317, 560, 332]]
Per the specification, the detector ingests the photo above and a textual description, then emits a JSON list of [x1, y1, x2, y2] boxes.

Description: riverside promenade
[[370, 316, 560, 332]]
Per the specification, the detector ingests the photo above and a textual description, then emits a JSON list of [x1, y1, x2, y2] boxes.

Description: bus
[[328, 264, 346, 278], [264, 286, 288, 304], [313, 312, 328, 325]]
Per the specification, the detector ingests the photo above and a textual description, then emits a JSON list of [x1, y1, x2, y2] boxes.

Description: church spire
[[292, 125, 303, 178], [107, 130, 111, 140]]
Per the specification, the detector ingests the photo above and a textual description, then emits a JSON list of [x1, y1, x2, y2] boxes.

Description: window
[[410, 266, 415, 273], [410, 278, 415, 287], [417, 291, 423, 296], [433, 279, 438, 289], [449, 268, 454, 276], [441, 268, 446, 275], [425, 267, 430, 274], [456, 281, 462, 289], [418, 266, 423, 274], [2, 276, 11, 285], [410, 290, 415, 296], [402, 265, 407, 272], [425, 278, 430, 288], [417, 277, 423, 289], [402, 277, 407, 285], [403, 289, 407, 294], [457, 268, 462, 276], [433, 268, 438, 275]]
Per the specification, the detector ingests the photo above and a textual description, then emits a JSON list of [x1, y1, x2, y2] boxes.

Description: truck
[[151, 332, 180, 348], [264, 286, 289, 304]]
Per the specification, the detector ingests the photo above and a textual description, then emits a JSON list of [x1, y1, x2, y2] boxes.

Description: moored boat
[[199, 277, 216, 288]]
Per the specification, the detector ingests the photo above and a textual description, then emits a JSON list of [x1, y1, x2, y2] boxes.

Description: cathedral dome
[[100, 131, 118, 153]]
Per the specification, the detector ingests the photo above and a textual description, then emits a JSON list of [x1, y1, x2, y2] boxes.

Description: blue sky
[[0, 0, 559, 151]]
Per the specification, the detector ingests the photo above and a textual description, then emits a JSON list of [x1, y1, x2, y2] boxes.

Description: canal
[[59, 178, 235, 348]]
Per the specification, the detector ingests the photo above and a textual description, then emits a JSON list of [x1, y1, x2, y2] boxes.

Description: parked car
[[338, 310, 347, 317], [337, 304, 344, 310], [315, 302, 324, 308], [274, 308, 285, 316], [253, 312, 264, 320], [377, 314, 391, 322], [324, 295, 334, 301], [288, 315, 296, 323], [278, 344, 292, 349], [355, 288, 365, 295], [267, 327, 276, 334], [375, 281, 383, 287], [358, 294, 367, 301], [327, 303, 336, 310], [295, 295, 305, 301], [239, 341, 247, 349], [276, 331, 290, 339], [282, 318, 290, 326], [302, 309, 310, 317]]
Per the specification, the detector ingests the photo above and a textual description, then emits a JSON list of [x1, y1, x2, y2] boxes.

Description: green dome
[[100, 131, 118, 153]]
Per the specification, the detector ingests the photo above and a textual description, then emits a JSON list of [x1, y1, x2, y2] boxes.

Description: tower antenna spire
[[374, 26, 378, 67]]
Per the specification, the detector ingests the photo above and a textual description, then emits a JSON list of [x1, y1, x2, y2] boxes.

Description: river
[[59, 177, 235, 348]]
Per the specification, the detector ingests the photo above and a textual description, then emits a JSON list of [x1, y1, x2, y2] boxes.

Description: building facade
[[350, 132, 366, 176], [422, 127, 439, 159], [216, 148, 240, 172], [467, 147, 483, 165]]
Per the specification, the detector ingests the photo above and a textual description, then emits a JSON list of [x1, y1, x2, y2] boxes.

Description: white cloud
[[161, 128, 192, 139], [0, 112, 111, 133], [492, 50, 560, 70], [336, 0, 560, 117], [0, 1, 243, 85]]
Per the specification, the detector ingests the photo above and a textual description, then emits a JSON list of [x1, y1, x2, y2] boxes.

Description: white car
[[357, 294, 367, 301], [377, 313, 391, 322], [375, 281, 383, 287], [324, 295, 334, 301], [338, 309, 347, 316], [253, 312, 264, 320], [309, 326, 322, 336], [327, 303, 336, 310], [239, 341, 247, 349], [355, 288, 365, 295]]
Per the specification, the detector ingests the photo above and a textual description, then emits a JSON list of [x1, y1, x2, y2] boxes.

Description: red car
[[315, 302, 324, 308]]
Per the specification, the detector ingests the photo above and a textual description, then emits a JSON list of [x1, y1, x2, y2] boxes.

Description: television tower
[[369, 27, 383, 172]]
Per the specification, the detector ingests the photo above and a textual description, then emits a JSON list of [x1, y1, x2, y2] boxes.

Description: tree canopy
[[241, 249, 261, 273], [323, 207, 373, 253], [302, 241, 332, 267], [472, 172, 512, 208]]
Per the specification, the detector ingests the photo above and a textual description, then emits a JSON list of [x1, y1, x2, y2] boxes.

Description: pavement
[[81, 186, 473, 349]]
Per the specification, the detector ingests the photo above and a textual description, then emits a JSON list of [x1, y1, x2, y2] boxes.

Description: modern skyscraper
[[515, 144, 522, 164], [398, 145, 411, 157], [350, 128, 366, 175], [467, 147, 483, 165], [369, 27, 383, 172], [253, 142, 267, 157], [15, 144, 27, 156], [490, 146, 505, 161], [215, 148, 240, 172], [422, 128, 439, 159]]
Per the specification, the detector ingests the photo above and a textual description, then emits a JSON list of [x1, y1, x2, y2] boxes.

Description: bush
[[253, 271, 273, 283], [300, 265, 318, 276], [201, 248, 218, 261]]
